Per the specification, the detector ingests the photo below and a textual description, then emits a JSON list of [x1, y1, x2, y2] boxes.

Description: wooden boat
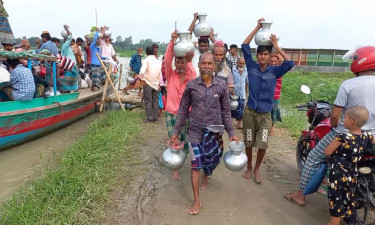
[[0, 51, 103, 150]]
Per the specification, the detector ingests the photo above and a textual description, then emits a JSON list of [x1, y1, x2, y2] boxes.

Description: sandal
[[283, 192, 305, 207]]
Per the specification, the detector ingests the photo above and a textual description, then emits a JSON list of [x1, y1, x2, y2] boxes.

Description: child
[[324, 106, 375, 225]]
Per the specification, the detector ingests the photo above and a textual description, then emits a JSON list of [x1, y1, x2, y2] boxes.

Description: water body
[[0, 108, 101, 202], [117, 57, 130, 90]]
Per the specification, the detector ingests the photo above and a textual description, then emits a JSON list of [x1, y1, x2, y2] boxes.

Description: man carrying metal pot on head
[[165, 30, 196, 181], [241, 18, 294, 183], [188, 12, 216, 76], [284, 46, 375, 212], [170, 52, 239, 215]]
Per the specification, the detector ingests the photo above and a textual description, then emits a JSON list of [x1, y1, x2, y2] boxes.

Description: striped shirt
[[10, 64, 35, 101]]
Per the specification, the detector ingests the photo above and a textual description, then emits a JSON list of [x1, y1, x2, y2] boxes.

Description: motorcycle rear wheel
[[356, 177, 375, 224], [296, 135, 309, 173]]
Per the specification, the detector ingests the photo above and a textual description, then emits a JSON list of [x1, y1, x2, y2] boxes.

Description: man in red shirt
[[165, 30, 196, 181], [84, 35, 92, 66], [270, 54, 284, 135]]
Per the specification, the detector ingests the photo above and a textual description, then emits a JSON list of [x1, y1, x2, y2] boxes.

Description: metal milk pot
[[224, 141, 248, 172], [254, 21, 273, 46], [173, 31, 194, 57], [230, 95, 239, 110], [104, 26, 111, 37], [194, 13, 212, 37], [162, 145, 187, 170], [61, 30, 68, 38]]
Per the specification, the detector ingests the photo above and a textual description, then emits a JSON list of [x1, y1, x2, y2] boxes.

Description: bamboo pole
[[118, 64, 123, 90], [96, 53, 125, 111], [95, 9, 98, 28], [99, 74, 109, 112], [99, 64, 113, 112]]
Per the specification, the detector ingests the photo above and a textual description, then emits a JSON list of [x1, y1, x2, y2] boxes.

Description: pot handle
[[167, 140, 184, 150]]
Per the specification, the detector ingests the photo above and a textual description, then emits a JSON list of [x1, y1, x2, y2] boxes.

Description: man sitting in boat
[[0, 59, 35, 101], [2, 42, 13, 51], [35, 31, 58, 56]]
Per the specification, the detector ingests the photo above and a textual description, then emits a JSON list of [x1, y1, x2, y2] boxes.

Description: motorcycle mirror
[[301, 85, 311, 95]]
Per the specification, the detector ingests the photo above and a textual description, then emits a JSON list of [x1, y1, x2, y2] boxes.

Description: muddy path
[[100, 117, 331, 225]]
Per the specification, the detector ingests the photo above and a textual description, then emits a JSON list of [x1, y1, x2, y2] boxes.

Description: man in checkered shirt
[[1, 59, 35, 101], [227, 44, 240, 69]]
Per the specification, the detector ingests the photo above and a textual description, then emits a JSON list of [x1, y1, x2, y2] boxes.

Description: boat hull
[[0, 93, 102, 150]]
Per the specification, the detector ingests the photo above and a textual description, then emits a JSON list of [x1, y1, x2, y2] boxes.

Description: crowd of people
[[0, 19, 119, 101], [2, 1, 375, 222], [130, 14, 375, 225], [123, 15, 293, 215]]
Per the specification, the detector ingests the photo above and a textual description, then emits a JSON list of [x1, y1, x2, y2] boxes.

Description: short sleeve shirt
[[100, 40, 116, 59], [334, 75, 375, 133]]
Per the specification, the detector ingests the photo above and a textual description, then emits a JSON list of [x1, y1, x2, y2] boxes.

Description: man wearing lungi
[[165, 31, 196, 181], [171, 52, 239, 215]]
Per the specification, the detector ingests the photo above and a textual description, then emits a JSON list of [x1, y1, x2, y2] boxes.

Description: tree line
[[113, 35, 167, 53]]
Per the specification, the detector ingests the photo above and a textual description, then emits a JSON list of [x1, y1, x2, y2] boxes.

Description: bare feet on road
[[253, 169, 263, 183], [187, 199, 201, 215], [172, 170, 182, 181], [201, 175, 209, 190], [242, 168, 252, 179]]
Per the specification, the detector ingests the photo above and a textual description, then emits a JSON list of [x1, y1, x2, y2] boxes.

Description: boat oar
[[96, 53, 125, 111]]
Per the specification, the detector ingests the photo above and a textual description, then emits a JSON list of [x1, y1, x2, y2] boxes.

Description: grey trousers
[[143, 84, 159, 122]]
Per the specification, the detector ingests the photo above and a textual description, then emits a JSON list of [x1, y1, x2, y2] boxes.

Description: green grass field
[[118, 50, 137, 57], [0, 111, 145, 225]]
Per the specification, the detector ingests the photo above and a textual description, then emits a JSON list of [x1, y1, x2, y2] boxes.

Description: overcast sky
[[5, 0, 375, 50]]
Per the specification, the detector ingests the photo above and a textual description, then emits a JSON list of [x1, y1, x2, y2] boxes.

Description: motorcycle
[[295, 85, 332, 172], [296, 85, 375, 224]]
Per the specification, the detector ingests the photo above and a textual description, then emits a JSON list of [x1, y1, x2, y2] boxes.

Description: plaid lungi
[[166, 111, 189, 154], [299, 129, 337, 192], [271, 100, 282, 123], [231, 99, 245, 121], [190, 128, 224, 176], [91, 65, 105, 88], [62, 65, 79, 91]]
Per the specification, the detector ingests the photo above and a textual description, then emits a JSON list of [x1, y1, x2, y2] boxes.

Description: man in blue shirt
[[241, 18, 294, 183], [123, 47, 143, 95], [90, 31, 107, 91], [231, 57, 248, 129], [35, 32, 58, 56], [129, 47, 143, 74]]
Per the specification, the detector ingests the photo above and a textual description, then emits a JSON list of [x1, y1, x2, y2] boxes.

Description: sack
[[303, 164, 328, 195], [158, 92, 164, 109]]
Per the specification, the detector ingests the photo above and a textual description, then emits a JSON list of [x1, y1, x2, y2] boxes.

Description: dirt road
[[101, 117, 330, 225]]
